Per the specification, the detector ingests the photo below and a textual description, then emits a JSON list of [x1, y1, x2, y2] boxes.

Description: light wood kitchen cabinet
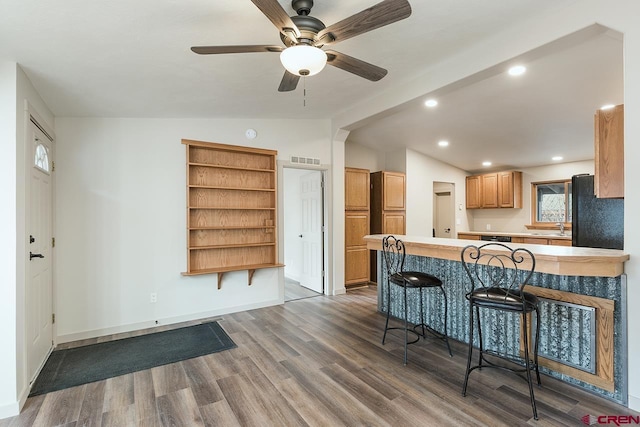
[[458, 233, 571, 246], [181, 139, 282, 288], [498, 171, 522, 208], [457, 233, 481, 241], [345, 167, 371, 210], [481, 173, 499, 208], [465, 175, 481, 209], [375, 171, 406, 210], [345, 212, 370, 285], [594, 104, 624, 199], [345, 167, 370, 286], [371, 171, 406, 234], [370, 171, 407, 283], [465, 171, 522, 209]]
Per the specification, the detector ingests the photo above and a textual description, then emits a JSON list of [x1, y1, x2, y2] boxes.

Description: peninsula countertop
[[364, 234, 629, 277]]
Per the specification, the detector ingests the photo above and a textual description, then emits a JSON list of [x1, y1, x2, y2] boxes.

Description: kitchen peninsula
[[365, 234, 630, 403]]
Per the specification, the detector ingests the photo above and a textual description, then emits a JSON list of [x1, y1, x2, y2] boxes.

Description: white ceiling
[[1, 0, 622, 171]]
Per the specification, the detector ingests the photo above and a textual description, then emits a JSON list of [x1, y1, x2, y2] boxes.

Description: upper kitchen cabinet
[[371, 171, 406, 211], [466, 171, 522, 209], [595, 104, 624, 199], [497, 171, 522, 208], [345, 167, 371, 210]]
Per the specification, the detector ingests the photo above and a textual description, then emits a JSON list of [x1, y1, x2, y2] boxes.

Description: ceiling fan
[[191, 0, 412, 92]]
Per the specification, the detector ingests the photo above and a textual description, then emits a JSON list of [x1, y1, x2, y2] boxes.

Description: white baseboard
[[57, 299, 281, 344]]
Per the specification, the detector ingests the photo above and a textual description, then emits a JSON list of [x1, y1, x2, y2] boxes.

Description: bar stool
[[460, 243, 541, 420], [381, 235, 452, 365]]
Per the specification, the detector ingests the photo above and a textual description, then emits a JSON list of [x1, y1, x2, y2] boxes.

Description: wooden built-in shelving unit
[[181, 139, 283, 288]]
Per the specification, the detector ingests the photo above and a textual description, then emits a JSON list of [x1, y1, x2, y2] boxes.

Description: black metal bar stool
[[381, 235, 452, 365], [460, 242, 541, 420]]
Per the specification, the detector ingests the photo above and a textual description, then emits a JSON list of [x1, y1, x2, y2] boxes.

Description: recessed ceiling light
[[552, 156, 563, 161], [425, 99, 438, 108], [601, 104, 615, 110], [508, 65, 526, 76], [438, 140, 449, 147], [482, 161, 492, 167]]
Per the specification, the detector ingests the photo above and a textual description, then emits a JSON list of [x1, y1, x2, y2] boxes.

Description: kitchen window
[[530, 179, 572, 229]]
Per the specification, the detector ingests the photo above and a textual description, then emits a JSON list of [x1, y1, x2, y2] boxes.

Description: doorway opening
[[282, 167, 326, 301], [433, 182, 455, 238]]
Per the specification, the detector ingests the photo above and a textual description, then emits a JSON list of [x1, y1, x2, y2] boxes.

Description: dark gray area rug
[[29, 321, 236, 397]]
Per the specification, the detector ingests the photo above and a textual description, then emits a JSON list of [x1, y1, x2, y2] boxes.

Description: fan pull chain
[[303, 76, 306, 107]]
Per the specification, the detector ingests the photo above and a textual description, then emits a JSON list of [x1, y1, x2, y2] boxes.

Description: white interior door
[[299, 171, 323, 293], [434, 189, 454, 238], [27, 121, 54, 383]]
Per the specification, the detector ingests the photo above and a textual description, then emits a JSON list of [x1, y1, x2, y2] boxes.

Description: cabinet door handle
[[30, 252, 44, 260]]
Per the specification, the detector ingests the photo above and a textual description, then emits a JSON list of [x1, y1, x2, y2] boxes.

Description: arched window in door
[[34, 141, 50, 173]]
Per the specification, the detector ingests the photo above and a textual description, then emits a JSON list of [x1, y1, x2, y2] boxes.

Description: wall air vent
[[290, 156, 321, 165]]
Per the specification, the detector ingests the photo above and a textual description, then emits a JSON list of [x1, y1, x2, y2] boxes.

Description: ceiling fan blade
[[318, 0, 411, 45], [191, 45, 283, 55], [278, 71, 300, 92], [251, 0, 300, 42], [325, 50, 387, 81]]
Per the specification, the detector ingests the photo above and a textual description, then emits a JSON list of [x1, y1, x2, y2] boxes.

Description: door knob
[[29, 252, 44, 260], [298, 234, 303, 238]]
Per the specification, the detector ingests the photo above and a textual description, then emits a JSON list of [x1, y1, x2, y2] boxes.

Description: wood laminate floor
[[3, 287, 638, 426], [284, 277, 322, 302]]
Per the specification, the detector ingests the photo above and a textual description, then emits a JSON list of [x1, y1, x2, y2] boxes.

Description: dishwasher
[[480, 235, 512, 242]]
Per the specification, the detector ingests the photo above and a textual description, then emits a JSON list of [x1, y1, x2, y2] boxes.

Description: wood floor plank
[[276, 377, 347, 426], [76, 380, 106, 427], [156, 388, 204, 427], [280, 356, 388, 427], [151, 363, 188, 397], [6, 287, 639, 427], [100, 403, 136, 427], [133, 369, 157, 423], [31, 386, 85, 426], [102, 374, 134, 413], [216, 374, 280, 427], [180, 357, 224, 407], [198, 400, 242, 427], [319, 363, 422, 426]]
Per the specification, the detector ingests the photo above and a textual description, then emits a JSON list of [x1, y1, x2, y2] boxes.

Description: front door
[[27, 120, 54, 383], [299, 171, 324, 293]]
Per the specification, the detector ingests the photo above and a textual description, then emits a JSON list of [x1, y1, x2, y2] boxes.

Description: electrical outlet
[[486, 224, 491, 231], [150, 293, 157, 303]]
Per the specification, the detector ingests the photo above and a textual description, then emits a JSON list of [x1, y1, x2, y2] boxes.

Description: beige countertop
[[364, 234, 628, 277]]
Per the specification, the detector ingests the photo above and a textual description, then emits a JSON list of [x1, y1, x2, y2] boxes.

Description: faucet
[[556, 222, 565, 236]]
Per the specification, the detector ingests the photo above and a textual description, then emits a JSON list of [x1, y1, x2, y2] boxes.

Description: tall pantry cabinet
[[370, 171, 406, 283], [345, 168, 371, 286]]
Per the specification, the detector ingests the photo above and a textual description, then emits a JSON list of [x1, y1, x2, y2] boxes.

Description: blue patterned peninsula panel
[[367, 235, 629, 404]]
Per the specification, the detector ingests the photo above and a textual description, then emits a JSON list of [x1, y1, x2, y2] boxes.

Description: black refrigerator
[[572, 174, 624, 249]]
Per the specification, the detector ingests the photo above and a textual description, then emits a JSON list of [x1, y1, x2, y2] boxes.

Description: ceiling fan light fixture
[[280, 45, 327, 77]]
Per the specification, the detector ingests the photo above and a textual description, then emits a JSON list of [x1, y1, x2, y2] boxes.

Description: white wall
[[405, 148, 469, 237], [53, 117, 332, 342], [470, 160, 593, 232], [344, 141, 385, 172], [0, 63, 18, 419]]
